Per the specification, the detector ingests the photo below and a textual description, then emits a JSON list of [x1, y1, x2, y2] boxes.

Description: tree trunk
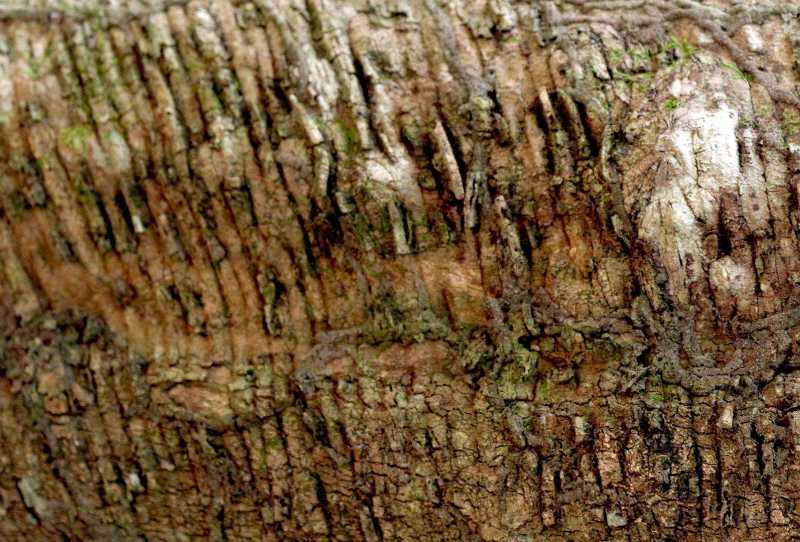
[[2, 0, 800, 540]]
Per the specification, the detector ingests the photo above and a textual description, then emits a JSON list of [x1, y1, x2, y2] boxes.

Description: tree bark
[[2, 0, 800, 540]]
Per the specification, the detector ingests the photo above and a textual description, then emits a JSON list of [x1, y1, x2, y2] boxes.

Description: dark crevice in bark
[[68, 29, 139, 255], [365, 489, 385, 542], [273, 413, 293, 519], [553, 91, 586, 160], [311, 471, 334, 538], [14, 480, 43, 525], [92, 188, 119, 252], [167, 284, 189, 325], [216, 505, 228, 541], [574, 98, 601, 156], [396, 200, 414, 252], [350, 54, 376, 144], [752, 423, 766, 478], [113, 191, 136, 234], [532, 99, 556, 175]]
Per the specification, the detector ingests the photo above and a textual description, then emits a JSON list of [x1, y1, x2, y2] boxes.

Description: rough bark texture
[[2, 0, 800, 540]]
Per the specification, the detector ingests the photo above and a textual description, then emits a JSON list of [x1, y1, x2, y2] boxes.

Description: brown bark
[[2, 0, 800, 540]]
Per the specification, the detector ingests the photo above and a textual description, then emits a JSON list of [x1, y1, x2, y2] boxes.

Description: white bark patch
[[633, 63, 763, 308], [709, 256, 754, 297], [126, 471, 144, 492], [738, 126, 771, 232], [695, 102, 740, 190], [742, 25, 765, 53], [718, 404, 735, 430], [362, 151, 422, 207], [709, 256, 756, 315], [132, 215, 145, 234]]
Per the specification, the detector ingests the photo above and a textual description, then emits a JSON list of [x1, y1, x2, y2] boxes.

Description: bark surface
[[2, 0, 800, 540]]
